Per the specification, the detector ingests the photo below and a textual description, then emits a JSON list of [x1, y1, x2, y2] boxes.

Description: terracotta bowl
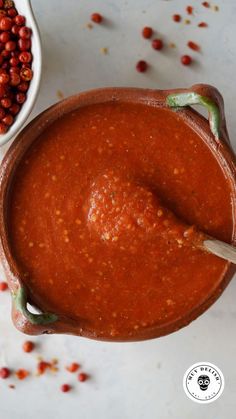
[[0, 84, 236, 341]]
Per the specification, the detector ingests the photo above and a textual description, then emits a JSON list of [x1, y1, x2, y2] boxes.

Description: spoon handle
[[203, 239, 236, 264]]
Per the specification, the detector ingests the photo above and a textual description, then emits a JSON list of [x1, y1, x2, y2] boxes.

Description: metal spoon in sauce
[[0, 0, 42, 147], [203, 239, 236, 264]]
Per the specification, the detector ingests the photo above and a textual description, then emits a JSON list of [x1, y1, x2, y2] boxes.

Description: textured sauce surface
[[9, 102, 233, 338]]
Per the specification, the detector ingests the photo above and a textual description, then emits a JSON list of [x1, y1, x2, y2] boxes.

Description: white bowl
[[0, 0, 42, 146]]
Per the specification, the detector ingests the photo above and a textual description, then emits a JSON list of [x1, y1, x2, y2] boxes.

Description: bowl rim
[[0, 85, 236, 341]]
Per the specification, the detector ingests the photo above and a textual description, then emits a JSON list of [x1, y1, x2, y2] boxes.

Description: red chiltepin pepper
[[78, 372, 88, 382], [90, 13, 103, 24], [66, 362, 80, 373], [0, 367, 11, 379], [22, 340, 35, 353], [172, 14, 181, 22], [61, 384, 71, 393], [186, 6, 194, 15], [187, 41, 200, 52], [181, 55, 192, 66], [142, 26, 153, 39], [136, 60, 148, 72]]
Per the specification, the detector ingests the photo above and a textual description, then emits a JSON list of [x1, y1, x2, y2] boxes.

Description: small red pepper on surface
[[66, 362, 80, 373], [61, 384, 71, 392], [198, 22, 208, 27], [152, 39, 163, 50], [15, 368, 29, 380], [0, 367, 11, 379], [142, 26, 153, 39], [22, 341, 35, 353], [78, 372, 88, 382], [186, 6, 193, 15], [136, 60, 148, 73], [187, 41, 200, 51], [37, 360, 51, 375], [172, 14, 181, 22], [90, 13, 103, 24], [181, 55, 192, 66], [202, 1, 210, 7]]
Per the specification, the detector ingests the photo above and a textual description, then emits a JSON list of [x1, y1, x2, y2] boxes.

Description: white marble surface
[[0, 1, 236, 418]]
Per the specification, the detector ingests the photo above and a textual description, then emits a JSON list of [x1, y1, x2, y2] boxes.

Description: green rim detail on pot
[[166, 92, 221, 139], [13, 286, 58, 325]]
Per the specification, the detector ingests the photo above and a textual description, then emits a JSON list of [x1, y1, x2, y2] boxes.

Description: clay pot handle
[[13, 285, 58, 326], [166, 84, 227, 141]]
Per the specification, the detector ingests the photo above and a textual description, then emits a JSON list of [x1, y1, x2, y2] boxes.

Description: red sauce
[[9, 102, 233, 338]]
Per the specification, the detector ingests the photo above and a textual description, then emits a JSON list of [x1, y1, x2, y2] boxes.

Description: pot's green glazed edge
[[166, 92, 221, 139], [13, 286, 58, 325]]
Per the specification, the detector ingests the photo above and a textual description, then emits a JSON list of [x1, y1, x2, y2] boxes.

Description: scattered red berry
[[187, 41, 200, 52], [2, 113, 13, 126], [18, 26, 31, 39], [9, 102, 20, 114], [7, 8, 17, 18], [37, 360, 51, 375], [66, 362, 80, 373], [152, 39, 163, 50], [1, 48, 11, 58], [181, 55, 192, 66], [20, 67, 33, 81], [202, 1, 210, 7], [0, 17, 13, 31], [16, 92, 26, 104], [0, 71, 10, 84], [9, 66, 20, 74], [186, 6, 193, 15], [10, 72, 20, 86], [9, 56, 19, 66], [172, 14, 181, 22], [0, 367, 11, 379], [61, 384, 71, 393], [19, 51, 32, 63], [1, 97, 12, 108], [198, 22, 208, 27], [15, 368, 29, 380], [78, 372, 88, 382], [17, 82, 28, 92], [1, 62, 9, 70], [0, 84, 7, 98], [37, 359, 58, 375], [0, 122, 7, 133], [0, 281, 8, 291], [11, 24, 19, 35], [142, 26, 153, 39], [0, 107, 5, 119], [14, 15, 25, 26], [22, 340, 35, 353], [136, 60, 148, 73], [18, 38, 31, 51], [5, 40, 16, 51], [0, 31, 11, 43], [90, 13, 103, 24]]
